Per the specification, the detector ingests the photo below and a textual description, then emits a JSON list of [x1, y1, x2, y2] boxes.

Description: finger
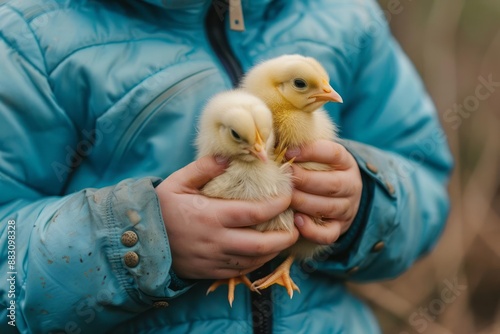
[[171, 155, 228, 191], [215, 195, 292, 228], [291, 189, 352, 221], [223, 227, 299, 257], [171, 250, 279, 280], [291, 165, 353, 197], [294, 214, 342, 245], [286, 140, 354, 170], [209, 262, 274, 279], [219, 253, 279, 272]]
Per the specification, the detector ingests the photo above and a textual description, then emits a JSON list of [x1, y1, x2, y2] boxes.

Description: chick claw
[[275, 147, 288, 163], [251, 256, 300, 298], [206, 275, 255, 307], [275, 147, 296, 165]]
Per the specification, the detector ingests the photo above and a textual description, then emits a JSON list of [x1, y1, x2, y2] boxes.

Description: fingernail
[[215, 155, 228, 165], [286, 147, 301, 159], [294, 215, 304, 228]]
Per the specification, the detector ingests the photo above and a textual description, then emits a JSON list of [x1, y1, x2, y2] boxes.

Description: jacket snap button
[[371, 241, 385, 252], [121, 231, 138, 247], [153, 301, 169, 308], [385, 181, 395, 195], [347, 266, 360, 274], [124, 251, 139, 267], [365, 162, 378, 174]]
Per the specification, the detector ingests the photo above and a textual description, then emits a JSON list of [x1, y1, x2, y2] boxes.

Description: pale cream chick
[[241, 54, 343, 297], [196, 90, 294, 306]]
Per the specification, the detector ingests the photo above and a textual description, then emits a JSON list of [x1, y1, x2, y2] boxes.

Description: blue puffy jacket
[[0, 0, 453, 333]]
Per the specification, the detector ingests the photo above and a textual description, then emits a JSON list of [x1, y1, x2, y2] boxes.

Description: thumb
[[174, 155, 228, 190]]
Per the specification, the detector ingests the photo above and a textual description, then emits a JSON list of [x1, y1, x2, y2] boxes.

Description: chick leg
[[206, 275, 254, 307], [251, 255, 300, 298]]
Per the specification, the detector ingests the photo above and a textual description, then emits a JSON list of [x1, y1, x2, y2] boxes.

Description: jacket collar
[[139, 0, 275, 28], [141, 0, 274, 11], [141, 0, 208, 9]]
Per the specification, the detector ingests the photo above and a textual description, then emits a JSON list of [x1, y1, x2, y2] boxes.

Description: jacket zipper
[[205, 3, 244, 87], [107, 68, 214, 170], [249, 262, 274, 334], [205, 4, 274, 334]]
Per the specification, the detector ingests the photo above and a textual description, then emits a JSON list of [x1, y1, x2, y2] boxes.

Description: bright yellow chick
[[241, 54, 343, 298], [196, 90, 294, 307]]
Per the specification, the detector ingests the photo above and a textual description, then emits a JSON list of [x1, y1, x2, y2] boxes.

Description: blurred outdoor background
[[348, 1, 500, 333]]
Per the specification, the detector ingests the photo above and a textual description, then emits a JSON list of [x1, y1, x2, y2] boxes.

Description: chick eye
[[293, 78, 308, 90], [230, 129, 242, 141]]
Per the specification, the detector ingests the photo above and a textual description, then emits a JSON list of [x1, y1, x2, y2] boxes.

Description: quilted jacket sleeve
[[0, 18, 181, 334], [314, 0, 453, 280]]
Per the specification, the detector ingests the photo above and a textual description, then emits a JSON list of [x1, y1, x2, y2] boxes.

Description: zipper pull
[[229, 0, 245, 31]]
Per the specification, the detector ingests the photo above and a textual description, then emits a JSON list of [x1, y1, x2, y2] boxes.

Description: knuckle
[[247, 257, 260, 268], [193, 158, 208, 176], [343, 206, 352, 220], [346, 182, 356, 196], [158, 174, 176, 193], [253, 240, 271, 256], [273, 195, 291, 212], [336, 143, 348, 157], [330, 143, 341, 161], [347, 173, 361, 191], [214, 268, 237, 280], [291, 192, 306, 209], [328, 189, 340, 197], [292, 167, 306, 187], [328, 177, 342, 194], [288, 229, 299, 244], [334, 145, 350, 166], [321, 231, 339, 245], [304, 218, 340, 245], [336, 203, 350, 220], [325, 201, 339, 217], [213, 210, 226, 227], [249, 208, 267, 224]]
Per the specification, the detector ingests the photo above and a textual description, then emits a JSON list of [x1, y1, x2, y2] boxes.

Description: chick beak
[[250, 131, 268, 162], [310, 79, 343, 103]]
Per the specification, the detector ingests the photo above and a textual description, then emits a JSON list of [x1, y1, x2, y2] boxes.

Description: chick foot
[[206, 275, 254, 307], [251, 255, 300, 298]]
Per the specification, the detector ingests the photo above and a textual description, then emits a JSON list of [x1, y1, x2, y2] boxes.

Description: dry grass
[[348, 1, 500, 333]]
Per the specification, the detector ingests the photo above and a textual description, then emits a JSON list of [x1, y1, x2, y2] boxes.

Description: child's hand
[[156, 155, 299, 280], [286, 140, 363, 245]]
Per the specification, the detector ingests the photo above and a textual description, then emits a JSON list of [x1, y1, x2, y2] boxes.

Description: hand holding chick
[[286, 140, 362, 246], [156, 156, 297, 282]]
